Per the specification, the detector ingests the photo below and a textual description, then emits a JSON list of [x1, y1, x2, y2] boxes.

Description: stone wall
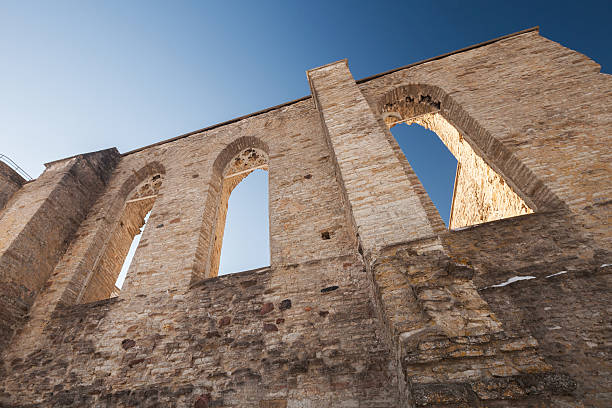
[[0, 161, 25, 213], [79, 173, 163, 303], [0, 149, 119, 353], [0, 28, 610, 407], [442, 211, 611, 406], [359, 30, 611, 249], [0, 260, 400, 407]]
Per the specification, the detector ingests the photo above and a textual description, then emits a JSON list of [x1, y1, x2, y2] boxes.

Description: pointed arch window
[[207, 147, 270, 277], [77, 173, 163, 303], [382, 88, 533, 229]]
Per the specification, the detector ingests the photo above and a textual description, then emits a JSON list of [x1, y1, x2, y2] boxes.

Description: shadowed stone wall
[[0, 161, 25, 213], [0, 149, 119, 353], [79, 173, 164, 303]]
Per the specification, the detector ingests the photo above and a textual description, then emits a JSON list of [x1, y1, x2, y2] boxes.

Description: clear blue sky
[[2, 1, 611, 276]]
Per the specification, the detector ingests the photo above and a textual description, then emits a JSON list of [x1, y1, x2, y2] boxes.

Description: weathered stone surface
[[0, 28, 610, 407], [0, 160, 25, 213], [0, 149, 119, 353]]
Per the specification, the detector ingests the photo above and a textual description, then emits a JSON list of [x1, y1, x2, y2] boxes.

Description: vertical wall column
[[308, 61, 562, 406], [307, 61, 435, 255], [0, 149, 119, 353]]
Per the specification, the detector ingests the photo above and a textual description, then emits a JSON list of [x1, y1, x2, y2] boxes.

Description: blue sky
[[2, 1, 611, 276]]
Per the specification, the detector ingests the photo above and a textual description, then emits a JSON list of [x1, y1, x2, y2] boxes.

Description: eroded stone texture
[[0, 28, 610, 407], [442, 210, 611, 406], [1, 261, 400, 407]]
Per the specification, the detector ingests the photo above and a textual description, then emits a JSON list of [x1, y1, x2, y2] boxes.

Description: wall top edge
[[355, 26, 539, 84], [121, 95, 313, 157], [44, 147, 119, 169], [119, 26, 539, 158], [306, 59, 349, 77]]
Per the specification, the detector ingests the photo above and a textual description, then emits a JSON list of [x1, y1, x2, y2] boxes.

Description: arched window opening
[[208, 147, 270, 277], [385, 107, 532, 229], [218, 169, 269, 275], [78, 173, 163, 303], [390, 122, 457, 226], [111, 210, 151, 296]]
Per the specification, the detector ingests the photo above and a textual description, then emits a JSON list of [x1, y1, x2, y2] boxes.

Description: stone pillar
[[307, 60, 435, 255], [308, 61, 561, 406], [0, 149, 119, 353]]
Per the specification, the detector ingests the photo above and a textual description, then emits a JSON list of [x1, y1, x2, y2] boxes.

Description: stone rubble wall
[[442, 210, 611, 407], [0, 259, 400, 407]]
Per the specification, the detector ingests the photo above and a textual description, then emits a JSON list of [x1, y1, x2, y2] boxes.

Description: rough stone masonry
[[0, 27, 610, 407]]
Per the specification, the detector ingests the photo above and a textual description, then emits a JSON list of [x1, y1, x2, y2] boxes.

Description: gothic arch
[[193, 136, 270, 281], [378, 84, 564, 227], [61, 161, 166, 305]]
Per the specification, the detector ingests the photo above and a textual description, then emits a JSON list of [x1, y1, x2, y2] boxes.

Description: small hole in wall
[[304, 174, 312, 179], [321, 231, 331, 240], [152, 175, 161, 181]]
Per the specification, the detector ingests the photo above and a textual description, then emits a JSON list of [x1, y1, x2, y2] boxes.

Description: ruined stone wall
[[0, 161, 25, 213], [1, 95, 373, 406], [0, 260, 400, 407], [372, 240, 575, 407], [0, 29, 610, 407], [312, 29, 611, 406], [79, 173, 163, 303], [359, 30, 612, 249], [442, 211, 611, 406]]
